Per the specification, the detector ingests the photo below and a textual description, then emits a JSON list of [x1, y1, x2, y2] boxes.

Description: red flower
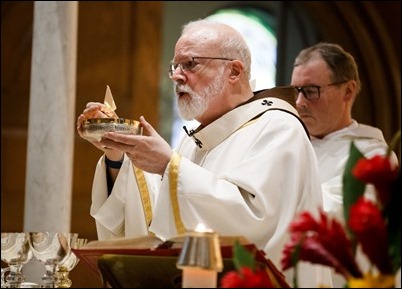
[[348, 197, 392, 274], [281, 133, 401, 288], [220, 266, 273, 288], [281, 210, 362, 279], [219, 241, 278, 288], [352, 155, 398, 206]]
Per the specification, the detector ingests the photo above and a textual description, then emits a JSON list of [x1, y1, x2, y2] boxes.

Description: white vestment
[[312, 120, 399, 287], [90, 95, 332, 287]]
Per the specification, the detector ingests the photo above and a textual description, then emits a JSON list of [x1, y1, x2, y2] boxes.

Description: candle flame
[[195, 223, 213, 232]]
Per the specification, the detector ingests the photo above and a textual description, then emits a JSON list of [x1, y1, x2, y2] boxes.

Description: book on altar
[[72, 235, 248, 275], [72, 234, 289, 288]]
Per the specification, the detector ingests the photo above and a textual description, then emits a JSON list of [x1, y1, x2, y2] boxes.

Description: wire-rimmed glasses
[[168, 56, 234, 77], [293, 80, 349, 101]]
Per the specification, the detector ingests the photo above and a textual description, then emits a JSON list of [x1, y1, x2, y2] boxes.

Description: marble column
[[23, 1, 78, 283]]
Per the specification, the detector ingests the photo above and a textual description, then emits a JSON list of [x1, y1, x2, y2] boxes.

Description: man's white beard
[[176, 67, 225, 121]]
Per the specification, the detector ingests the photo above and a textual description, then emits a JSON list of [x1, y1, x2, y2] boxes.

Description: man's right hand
[[76, 102, 124, 161]]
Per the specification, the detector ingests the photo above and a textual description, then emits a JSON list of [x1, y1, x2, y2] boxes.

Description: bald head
[[178, 19, 252, 79], [182, 20, 239, 43]]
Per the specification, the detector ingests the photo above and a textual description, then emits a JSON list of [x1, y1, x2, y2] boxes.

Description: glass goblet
[[55, 238, 88, 288], [1, 232, 33, 288], [28, 232, 78, 288]]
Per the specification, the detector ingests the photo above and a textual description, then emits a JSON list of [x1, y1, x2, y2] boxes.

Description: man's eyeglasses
[[169, 56, 233, 77], [293, 80, 349, 100]]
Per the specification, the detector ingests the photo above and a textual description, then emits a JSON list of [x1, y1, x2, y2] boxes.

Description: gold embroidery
[[133, 165, 153, 233], [169, 152, 187, 235]]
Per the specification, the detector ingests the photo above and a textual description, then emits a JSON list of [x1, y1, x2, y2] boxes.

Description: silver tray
[[82, 118, 141, 142]]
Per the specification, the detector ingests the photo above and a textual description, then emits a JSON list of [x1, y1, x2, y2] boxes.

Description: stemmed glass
[[1, 232, 33, 288], [55, 238, 88, 288], [28, 232, 78, 288]]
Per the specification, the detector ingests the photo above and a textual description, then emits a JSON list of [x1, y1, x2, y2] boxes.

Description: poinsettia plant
[[280, 131, 401, 288], [220, 241, 275, 288]]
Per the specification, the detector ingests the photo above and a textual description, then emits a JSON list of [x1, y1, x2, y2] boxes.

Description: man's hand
[[76, 102, 123, 159], [100, 116, 173, 175]]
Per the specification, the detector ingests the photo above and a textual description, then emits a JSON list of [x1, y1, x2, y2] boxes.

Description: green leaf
[[232, 240, 256, 271], [386, 130, 401, 158], [342, 142, 366, 225]]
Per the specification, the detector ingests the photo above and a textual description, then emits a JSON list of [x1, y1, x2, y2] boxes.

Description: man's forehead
[[174, 40, 216, 59]]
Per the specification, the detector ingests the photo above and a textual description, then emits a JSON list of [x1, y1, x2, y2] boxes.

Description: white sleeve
[[90, 154, 159, 240]]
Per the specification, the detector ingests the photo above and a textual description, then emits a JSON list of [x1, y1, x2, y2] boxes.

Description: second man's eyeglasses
[[293, 80, 349, 100]]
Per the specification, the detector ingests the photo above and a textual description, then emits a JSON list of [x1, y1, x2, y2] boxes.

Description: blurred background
[[1, 1, 400, 287]]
